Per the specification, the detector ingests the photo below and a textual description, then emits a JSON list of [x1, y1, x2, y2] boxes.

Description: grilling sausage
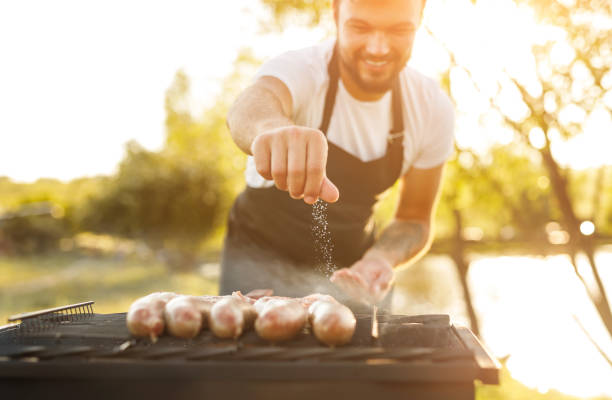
[[308, 300, 356, 346], [164, 295, 216, 339], [209, 297, 249, 339], [251, 293, 339, 342], [127, 291, 345, 343], [254, 299, 308, 342], [126, 292, 178, 341], [164, 294, 258, 339]]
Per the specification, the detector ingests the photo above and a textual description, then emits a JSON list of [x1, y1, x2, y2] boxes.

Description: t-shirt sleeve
[[412, 88, 455, 169], [253, 48, 319, 119]]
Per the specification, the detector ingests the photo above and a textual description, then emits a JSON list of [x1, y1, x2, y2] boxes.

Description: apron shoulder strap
[[319, 45, 340, 134], [390, 76, 404, 135]]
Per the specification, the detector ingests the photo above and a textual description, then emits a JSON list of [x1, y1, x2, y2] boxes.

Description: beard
[[339, 47, 407, 93]]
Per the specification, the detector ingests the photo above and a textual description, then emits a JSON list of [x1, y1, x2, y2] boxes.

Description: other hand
[[330, 253, 394, 305], [251, 126, 339, 204]]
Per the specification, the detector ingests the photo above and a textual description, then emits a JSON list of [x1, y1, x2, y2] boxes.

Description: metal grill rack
[[6, 301, 94, 332]]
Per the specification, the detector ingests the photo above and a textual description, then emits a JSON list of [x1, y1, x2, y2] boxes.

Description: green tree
[[81, 141, 228, 269], [80, 52, 260, 269]]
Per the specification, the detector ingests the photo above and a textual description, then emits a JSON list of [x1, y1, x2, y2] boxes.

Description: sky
[[0, 0, 326, 182], [1, 0, 611, 184]]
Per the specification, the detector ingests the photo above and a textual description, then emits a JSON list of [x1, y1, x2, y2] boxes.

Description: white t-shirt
[[245, 39, 455, 188]]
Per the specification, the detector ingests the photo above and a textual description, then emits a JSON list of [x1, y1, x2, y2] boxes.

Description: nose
[[365, 30, 390, 57]]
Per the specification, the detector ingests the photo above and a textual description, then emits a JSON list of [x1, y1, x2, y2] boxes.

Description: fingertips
[[304, 196, 316, 205], [303, 163, 324, 205], [319, 177, 339, 203]]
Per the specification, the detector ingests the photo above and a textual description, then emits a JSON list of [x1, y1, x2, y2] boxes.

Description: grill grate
[[0, 308, 500, 400], [0, 312, 470, 363]]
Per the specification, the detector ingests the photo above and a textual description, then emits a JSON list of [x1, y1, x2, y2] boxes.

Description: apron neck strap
[[319, 45, 340, 134]]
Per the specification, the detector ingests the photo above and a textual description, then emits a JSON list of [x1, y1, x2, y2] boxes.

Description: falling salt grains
[[311, 199, 335, 276]]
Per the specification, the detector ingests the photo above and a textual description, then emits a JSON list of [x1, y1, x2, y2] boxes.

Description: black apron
[[219, 45, 405, 313]]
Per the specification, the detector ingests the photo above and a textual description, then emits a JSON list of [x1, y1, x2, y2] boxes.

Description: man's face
[[335, 0, 422, 94]]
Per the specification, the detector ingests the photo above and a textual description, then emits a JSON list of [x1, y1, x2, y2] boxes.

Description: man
[[220, 0, 454, 312]]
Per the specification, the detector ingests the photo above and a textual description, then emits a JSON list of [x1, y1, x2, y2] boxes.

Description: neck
[[338, 61, 387, 102]]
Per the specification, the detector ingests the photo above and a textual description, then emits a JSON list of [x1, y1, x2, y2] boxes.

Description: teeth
[[365, 59, 387, 67]]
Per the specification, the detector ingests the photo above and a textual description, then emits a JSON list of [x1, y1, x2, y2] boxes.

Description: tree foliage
[[80, 141, 227, 255], [261, 0, 332, 27], [439, 145, 553, 241], [77, 53, 258, 268]]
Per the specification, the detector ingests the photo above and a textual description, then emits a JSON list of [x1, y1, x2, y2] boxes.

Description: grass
[[0, 251, 217, 323], [0, 251, 610, 400]]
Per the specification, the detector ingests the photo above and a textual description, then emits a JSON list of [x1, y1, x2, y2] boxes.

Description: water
[[311, 199, 335, 276], [392, 248, 612, 398]]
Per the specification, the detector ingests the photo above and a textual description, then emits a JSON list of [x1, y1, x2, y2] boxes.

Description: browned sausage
[[126, 292, 178, 341], [164, 295, 215, 339], [254, 299, 307, 342], [208, 297, 246, 339], [308, 300, 356, 346]]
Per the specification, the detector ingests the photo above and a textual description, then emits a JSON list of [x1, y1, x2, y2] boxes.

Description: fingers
[[251, 136, 272, 180], [331, 269, 371, 304], [270, 136, 288, 191], [332, 259, 394, 304], [319, 177, 340, 203], [303, 134, 327, 204], [331, 268, 366, 288], [251, 126, 339, 204], [287, 135, 306, 199]]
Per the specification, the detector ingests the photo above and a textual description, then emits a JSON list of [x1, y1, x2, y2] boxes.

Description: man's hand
[[251, 126, 339, 204], [330, 252, 394, 305]]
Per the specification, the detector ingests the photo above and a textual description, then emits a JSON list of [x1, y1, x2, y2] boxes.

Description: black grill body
[[0, 312, 499, 400]]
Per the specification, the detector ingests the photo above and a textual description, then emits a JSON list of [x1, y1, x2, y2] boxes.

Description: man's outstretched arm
[[227, 76, 339, 204], [226, 76, 294, 155]]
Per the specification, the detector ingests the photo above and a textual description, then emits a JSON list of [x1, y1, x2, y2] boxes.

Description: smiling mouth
[[363, 59, 390, 67]]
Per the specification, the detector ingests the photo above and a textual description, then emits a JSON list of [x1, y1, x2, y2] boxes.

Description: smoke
[[220, 236, 379, 313]]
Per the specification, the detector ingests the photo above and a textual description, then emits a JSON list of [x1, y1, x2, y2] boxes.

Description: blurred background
[[1, 0, 611, 398]]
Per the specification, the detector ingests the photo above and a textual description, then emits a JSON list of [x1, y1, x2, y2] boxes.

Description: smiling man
[[220, 0, 454, 312]]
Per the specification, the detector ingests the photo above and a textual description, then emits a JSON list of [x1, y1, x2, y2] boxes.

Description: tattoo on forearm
[[371, 221, 425, 267]]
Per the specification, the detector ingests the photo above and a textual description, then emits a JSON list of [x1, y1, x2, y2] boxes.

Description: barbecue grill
[[0, 301, 500, 400]]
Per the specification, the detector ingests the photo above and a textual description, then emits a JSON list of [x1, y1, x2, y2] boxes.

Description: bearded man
[[220, 0, 454, 312]]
